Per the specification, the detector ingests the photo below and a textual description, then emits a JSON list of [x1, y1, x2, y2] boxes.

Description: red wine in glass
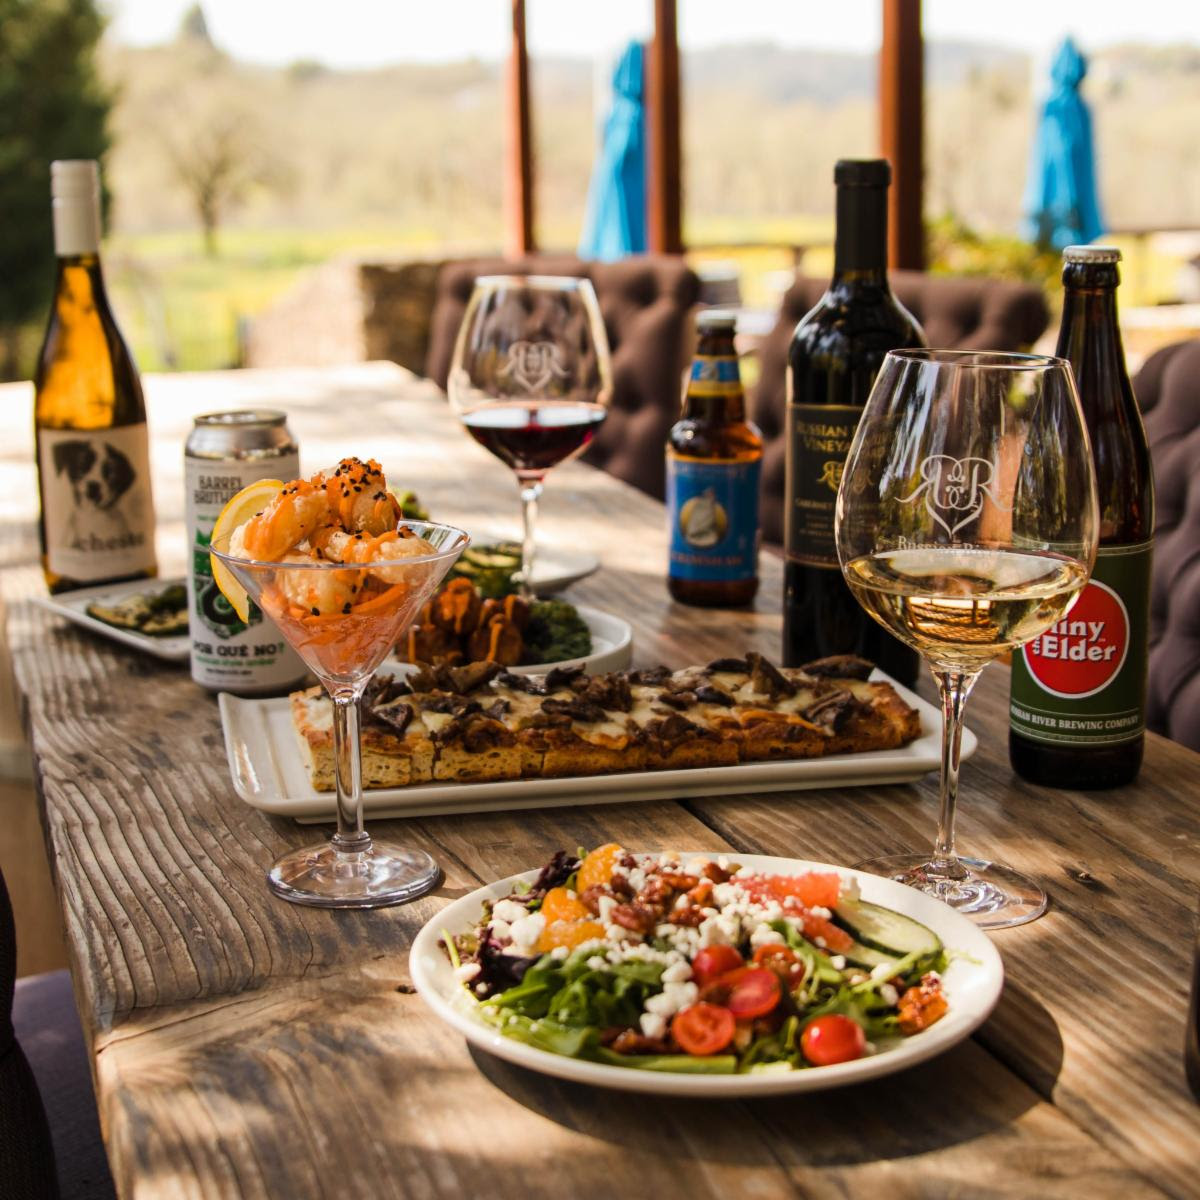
[[463, 400, 606, 478]]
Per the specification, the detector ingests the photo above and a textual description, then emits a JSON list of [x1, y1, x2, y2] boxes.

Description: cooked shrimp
[[315, 458, 402, 536], [313, 526, 438, 585], [274, 553, 365, 616], [242, 481, 333, 560]]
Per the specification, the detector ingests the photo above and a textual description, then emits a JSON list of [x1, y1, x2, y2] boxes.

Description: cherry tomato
[[702, 966, 781, 1019], [801, 1014, 867, 1066], [752, 943, 807, 987], [671, 1002, 736, 1056], [691, 944, 744, 987]]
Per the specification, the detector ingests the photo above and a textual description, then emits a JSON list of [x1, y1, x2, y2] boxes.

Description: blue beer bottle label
[[666, 455, 761, 582]]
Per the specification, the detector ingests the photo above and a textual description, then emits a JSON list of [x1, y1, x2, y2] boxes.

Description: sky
[[102, 0, 1200, 68]]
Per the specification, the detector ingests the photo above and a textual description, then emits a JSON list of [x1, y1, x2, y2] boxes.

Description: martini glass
[[211, 520, 468, 908]]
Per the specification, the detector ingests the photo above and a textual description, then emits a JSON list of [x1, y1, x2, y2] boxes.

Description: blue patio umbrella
[[1022, 37, 1104, 250], [578, 41, 647, 261]]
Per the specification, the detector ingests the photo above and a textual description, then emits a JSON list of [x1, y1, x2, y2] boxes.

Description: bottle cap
[[697, 309, 737, 331], [834, 158, 891, 188], [51, 160, 100, 199], [1063, 245, 1121, 264]]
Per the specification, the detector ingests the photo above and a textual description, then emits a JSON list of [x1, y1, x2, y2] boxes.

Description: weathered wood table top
[[2, 363, 1198, 1199]]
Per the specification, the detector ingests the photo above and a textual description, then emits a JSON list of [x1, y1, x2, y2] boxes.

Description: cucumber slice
[[840, 939, 903, 971], [834, 898, 943, 959], [464, 547, 521, 570]]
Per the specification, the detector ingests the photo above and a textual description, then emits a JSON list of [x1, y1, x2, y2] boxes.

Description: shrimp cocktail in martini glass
[[210, 457, 467, 908]]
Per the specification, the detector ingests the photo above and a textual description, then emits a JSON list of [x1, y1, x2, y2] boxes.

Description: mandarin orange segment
[[540, 886, 589, 924], [576, 843, 623, 892], [535, 919, 606, 953]]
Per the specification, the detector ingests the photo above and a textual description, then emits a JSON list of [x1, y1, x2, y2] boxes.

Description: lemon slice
[[209, 479, 284, 623]]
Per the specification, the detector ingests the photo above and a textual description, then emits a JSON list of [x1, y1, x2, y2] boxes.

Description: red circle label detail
[[1021, 579, 1129, 699]]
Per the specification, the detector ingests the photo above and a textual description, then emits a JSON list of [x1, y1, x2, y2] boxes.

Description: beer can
[[185, 411, 307, 693]]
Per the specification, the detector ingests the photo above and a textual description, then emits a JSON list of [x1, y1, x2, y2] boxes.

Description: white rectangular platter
[[219, 674, 974, 823], [31, 577, 190, 662]]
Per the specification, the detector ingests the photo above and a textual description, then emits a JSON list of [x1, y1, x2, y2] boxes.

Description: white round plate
[[410, 852, 1004, 1097], [468, 537, 599, 595]]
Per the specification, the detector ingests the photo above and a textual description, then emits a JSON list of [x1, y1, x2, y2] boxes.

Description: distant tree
[[178, 3, 213, 47], [0, 0, 112, 377]]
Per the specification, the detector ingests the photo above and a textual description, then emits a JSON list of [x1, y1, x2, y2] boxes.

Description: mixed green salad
[[443, 845, 950, 1074], [86, 583, 188, 637]]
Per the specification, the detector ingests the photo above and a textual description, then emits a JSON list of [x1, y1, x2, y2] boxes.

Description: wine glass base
[[267, 841, 441, 909], [852, 853, 1047, 930]]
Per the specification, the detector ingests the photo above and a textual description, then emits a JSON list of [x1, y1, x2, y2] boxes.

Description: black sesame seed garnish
[[310, 606, 319, 616], [342, 603, 351, 614]]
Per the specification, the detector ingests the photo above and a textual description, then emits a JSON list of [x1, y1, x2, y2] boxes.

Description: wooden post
[[504, 0, 534, 257], [647, 0, 682, 255], [879, 0, 924, 270]]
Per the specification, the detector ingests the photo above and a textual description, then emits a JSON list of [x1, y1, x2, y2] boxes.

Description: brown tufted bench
[[750, 271, 1051, 545], [1134, 338, 1200, 751], [425, 254, 701, 501]]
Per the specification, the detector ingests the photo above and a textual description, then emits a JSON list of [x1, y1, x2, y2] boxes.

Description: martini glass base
[[852, 853, 1047, 930], [267, 841, 441, 909]]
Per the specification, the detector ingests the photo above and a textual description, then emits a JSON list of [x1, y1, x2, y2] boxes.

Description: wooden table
[[3, 363, 1198, 1199]]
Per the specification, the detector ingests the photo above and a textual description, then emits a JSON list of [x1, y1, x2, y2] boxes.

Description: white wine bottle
[[35, 159, 157, 594]]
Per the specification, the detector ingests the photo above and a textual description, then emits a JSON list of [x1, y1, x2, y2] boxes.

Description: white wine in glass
[[836, 350, 1099, 929]]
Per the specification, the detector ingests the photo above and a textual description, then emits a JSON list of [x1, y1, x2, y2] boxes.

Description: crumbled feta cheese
[[880, 983, 899, 1006], [598, 895, 618, 923], [830, 955, 847, 970], [490, 918, 511, 940], [661, 960, 693, 984], [814, 936, 827, 948], [627, 867, 647, 892], [810, 905, 832, 920], [698, 911, 740, 948], [686, 856, 708, 875], [870, 962, 895, 981], [605, 922, 639, 942], [639, 1012, 667, 1040], [492, 898, 530, 924], [586, 955, 607, 970], [455, 962, 481, 982], [550, 946, 569, 961], [506, 911, 545, 955], [749, 923, 784, 948], [644, 980, 698, 1017], [673, 893, 690, 909], [717, 855, 729, 870]]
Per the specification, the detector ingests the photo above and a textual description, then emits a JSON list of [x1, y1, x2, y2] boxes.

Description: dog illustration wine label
[[35, 160, 157, 592], [184, 412, 307, 693]]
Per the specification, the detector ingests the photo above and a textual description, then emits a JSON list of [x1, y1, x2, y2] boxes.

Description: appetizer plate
[[219, 670, 975, 823], [409, 853, 1004, 1097], [470, 534, 599, 594], [31, 577, 190, 663]]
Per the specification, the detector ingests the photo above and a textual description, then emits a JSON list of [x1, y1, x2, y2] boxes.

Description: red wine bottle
[[782, 159, 925, 683]]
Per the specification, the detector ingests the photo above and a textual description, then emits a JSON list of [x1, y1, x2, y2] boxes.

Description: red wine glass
[[447, 275, 612, 596]]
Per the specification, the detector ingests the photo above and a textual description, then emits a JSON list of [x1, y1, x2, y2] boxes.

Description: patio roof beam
[[879, 0, 924, 269], [504, 0, 535, 256], [647, 0, 683, 255]]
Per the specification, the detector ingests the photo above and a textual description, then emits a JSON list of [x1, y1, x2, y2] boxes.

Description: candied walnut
[[636, 876, 673, 906], [608, 873, 634, 899], [800, 654, 875, 681], [687, 879, 714, 906], [701, 861, 731, 883], [658, 871, 699, 891], [432, 578, 483, 636], [607, 1029, 671, 1055], [578, 884, 609, 915], [668, 906, 705, 927], [610, 902, 659, 934], [897, 973, 948, 1034]]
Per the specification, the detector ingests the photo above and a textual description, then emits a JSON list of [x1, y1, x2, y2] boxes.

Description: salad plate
[[410, 852, 1004, 1097], [31, 577, 190, 662]]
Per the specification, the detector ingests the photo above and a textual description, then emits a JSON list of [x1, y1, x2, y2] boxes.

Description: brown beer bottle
[[666, 311, 763, 607], [1009, 246, 1154, 787]]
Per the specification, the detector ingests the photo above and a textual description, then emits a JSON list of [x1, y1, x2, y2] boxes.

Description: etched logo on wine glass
[[498, 340, 569, 395], [901, 454, 1008, 538]]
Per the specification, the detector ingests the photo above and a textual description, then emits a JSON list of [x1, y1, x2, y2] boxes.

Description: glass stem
[[929, 668, 981, 879], [330, 688, 370, 855], [517, 477, 544, 600]]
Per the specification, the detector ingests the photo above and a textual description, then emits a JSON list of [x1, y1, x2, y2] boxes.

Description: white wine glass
[[835, 350, 1099, 928], [447, 275, 612, 597]]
